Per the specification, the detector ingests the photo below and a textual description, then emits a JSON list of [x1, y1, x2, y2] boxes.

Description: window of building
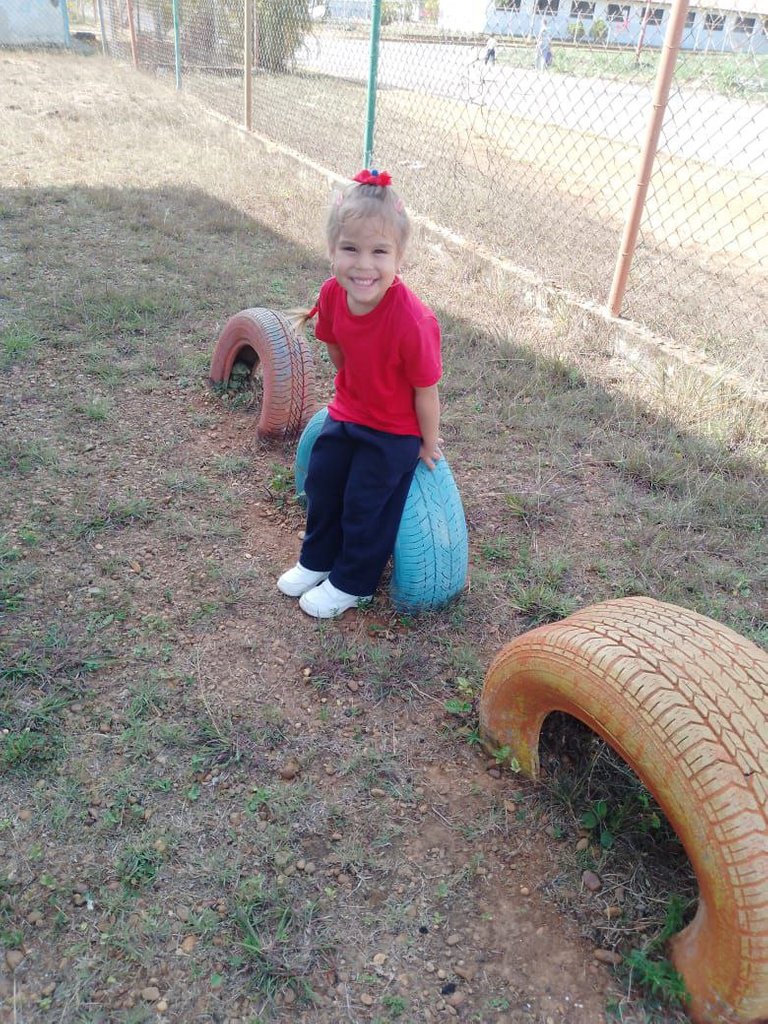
[[645, 8, 664, 24], [570, 1, 596, 15], [536, 0, 560, 14], [704, 11, 725, 30], [607, 4, 630, 21], [685, 10, 697, 26], [496, 0, 522, 9], [734, 15, 755, 31]]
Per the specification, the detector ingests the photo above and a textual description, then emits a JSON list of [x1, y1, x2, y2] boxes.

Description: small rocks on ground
[[593, 948, 623, 965], [278, 759, 300, 780], [582, 869, 603, 892]]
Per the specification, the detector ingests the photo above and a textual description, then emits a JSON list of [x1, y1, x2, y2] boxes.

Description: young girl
[[278, 168, 442, 618]]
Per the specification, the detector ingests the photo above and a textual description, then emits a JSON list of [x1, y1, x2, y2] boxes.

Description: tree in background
[[253, 0, 312, 71], [382, 2, 414, 25], [177, 0, 311, 70]]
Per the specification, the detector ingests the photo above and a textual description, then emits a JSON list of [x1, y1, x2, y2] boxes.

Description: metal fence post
[[634, 3, 653, 62], [244, 0, 253, 131], [61, 0, 72, 48], [363, 0, 382, 168], [125, 0, 139, 67], [172, 0, 182, 89], [96, 0, 108, 54], [608, 0, 689, 317]]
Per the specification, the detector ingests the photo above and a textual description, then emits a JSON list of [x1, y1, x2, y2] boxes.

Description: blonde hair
[[290, 175, 411, 333], [326, 179, 411, 256]]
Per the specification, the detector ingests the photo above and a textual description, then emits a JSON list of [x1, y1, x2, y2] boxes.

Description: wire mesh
[[632, 16, 768, 363], [9, 0, 768, 376]]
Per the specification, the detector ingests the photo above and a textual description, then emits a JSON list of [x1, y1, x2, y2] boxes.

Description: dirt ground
[[1, 50, 764, 1024]]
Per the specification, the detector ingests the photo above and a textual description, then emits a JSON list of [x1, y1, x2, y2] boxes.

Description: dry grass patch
[[0, 51, 765, 1024]]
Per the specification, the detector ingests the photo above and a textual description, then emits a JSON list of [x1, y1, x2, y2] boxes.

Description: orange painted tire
[[209, 308, 317, 439], [479, 597, 768, 1024]]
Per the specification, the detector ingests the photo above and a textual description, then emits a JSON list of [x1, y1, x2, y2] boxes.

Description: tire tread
[[480, 596, 768, 1023]]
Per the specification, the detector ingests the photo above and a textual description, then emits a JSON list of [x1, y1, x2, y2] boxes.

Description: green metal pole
[[244, 0, 253, 130], [61, 0, 72, 47], [363, 0, 382, 168], [97, 0, 108, 55], [172, 0, 182, 90]]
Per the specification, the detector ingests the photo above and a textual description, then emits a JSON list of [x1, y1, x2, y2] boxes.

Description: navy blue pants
[[300, 418, 420, 597]]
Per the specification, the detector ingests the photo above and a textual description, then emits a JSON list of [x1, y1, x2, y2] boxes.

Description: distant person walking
[[484, 35, 497, 65], [535, 22, 553, 70]]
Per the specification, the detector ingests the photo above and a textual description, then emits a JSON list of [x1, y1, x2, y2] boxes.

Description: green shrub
[[180, 0, 312, 73], [382, 2, 413, 25]]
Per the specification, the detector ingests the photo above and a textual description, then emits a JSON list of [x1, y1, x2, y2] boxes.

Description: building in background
[[0, 0, 70, 46], [438, 0, 768, 54]]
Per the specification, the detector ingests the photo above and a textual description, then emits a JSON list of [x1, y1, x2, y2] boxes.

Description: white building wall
[[318, 0, 768, 53], [438, 0, 489, 32], [0, 0, 67, 45], [448, 0, 768, 53]]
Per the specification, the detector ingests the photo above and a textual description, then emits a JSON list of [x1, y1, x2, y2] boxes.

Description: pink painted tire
[[480, 597, 768, 1024], [209, 307, 317, 440]]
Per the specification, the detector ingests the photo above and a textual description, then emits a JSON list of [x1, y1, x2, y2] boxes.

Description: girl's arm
[[414, 384, 442, 470], [326, 343, 345, 371]]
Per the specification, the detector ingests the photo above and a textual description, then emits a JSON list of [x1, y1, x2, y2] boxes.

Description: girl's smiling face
[[331, 217, 401, 316]]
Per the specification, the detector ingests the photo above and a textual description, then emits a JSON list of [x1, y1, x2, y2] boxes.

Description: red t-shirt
[[314, 276, 441, 436]]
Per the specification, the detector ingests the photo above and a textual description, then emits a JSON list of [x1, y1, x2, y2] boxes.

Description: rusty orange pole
[[608, 0, 689, 317], [634, 2, 653, 62], [125, 0, 139, 67]]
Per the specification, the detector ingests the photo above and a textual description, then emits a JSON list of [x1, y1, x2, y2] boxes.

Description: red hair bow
[[353, 168, 392, 187]]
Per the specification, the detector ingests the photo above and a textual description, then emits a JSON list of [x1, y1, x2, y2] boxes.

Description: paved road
[[297, 35, 767, 176]]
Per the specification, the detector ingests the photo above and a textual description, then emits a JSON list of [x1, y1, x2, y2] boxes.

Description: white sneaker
[[277, 563, 331, 597], [299, 579, 372, 619]]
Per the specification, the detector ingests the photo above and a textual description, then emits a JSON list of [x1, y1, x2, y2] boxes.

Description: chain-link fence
[[5, 0, 767, 376]]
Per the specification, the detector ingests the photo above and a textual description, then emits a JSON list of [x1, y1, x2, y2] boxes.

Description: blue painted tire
[[390, 457, 468, 612], [293, 408, 468, 612], [294, 407, 330, 503]]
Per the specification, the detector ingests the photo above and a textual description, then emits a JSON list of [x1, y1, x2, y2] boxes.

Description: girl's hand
[[419, 438, 443, 471], [414, 385, 441, 469]]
